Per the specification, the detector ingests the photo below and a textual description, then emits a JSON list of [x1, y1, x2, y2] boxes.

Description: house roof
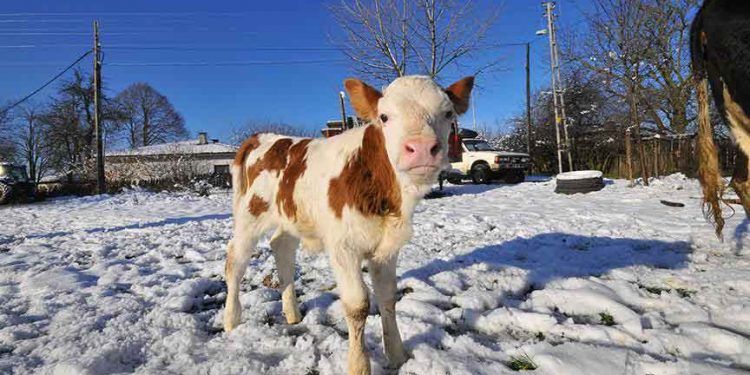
[[107, 140, 237, 157]]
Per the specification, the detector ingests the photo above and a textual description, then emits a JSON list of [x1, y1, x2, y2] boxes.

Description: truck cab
[[0, 162, 36, 204], [441, 130, 531, 185]]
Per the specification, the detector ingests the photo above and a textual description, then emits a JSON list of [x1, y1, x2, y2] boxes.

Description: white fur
[[224, 76, 461, 375]]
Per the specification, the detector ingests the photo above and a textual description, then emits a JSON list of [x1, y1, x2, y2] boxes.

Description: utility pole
[[543, 1, 573, 173], [525, 42, 532, 156], [339, 91, 348, 129], [93, 20, 106, 194]]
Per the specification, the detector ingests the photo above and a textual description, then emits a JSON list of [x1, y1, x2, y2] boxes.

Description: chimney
[[198, 132, 208, 145]]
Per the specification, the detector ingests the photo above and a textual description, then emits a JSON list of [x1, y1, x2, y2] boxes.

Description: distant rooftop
[[107, 132, 237, 157]]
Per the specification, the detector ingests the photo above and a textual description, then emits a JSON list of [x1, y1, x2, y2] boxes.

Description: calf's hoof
[[385, 349, 410, 369], [284, 308, 303, 324], [223, 310, 240, 332]]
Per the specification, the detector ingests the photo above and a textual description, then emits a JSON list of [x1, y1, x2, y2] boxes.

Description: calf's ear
[[344, 79, 382, 122], [445, 76, 475, 115]]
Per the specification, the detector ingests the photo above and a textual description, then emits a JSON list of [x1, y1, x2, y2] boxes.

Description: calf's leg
[[369, 256, 409, 369], [331, 251, 371, 375], [270, 228, 302, 324], [731, 150, 750, 218], [224, 232, 258, 332]]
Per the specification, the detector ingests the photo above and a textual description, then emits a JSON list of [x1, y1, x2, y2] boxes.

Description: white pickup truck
[[441, 137, 531, 185]]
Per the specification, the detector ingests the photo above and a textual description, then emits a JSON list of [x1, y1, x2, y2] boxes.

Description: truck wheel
[[471, 164, 491, 184], [447, 177, 463, 185], [0, 183, 11, 204]]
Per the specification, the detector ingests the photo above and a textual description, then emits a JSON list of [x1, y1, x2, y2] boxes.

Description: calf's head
[[344, 75, 474, 191]]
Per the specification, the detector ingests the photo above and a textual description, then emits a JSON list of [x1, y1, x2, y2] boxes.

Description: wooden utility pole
[[339, 91, 348, 129], [525, 42, 532, 156], [93, 20, 106, 194], [543, 1, 573, 173]]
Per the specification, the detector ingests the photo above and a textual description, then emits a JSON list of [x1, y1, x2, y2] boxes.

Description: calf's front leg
[[331, 251, 371, 375], [369, 255, 409, 369]]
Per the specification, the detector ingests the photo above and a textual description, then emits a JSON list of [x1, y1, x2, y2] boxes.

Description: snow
[[556, 170, 604, 180], [107, 140, 237, 157], [1, 174, 750, 374]]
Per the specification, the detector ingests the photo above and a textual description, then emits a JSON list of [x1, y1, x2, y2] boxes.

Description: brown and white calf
[[223, 75, 474, 374]]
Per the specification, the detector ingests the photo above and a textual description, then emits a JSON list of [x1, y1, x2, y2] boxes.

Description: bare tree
[[569, 0, 656, 184], [230, 121, 316, 145], [329, 0, 499, 83], [639, 0, 699, 135], [13, 105, 48, 182], [0, 103, 14, 161], [116, 83, 188, 148]]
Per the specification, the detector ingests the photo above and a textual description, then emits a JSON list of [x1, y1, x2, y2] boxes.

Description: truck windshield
[[463, 140, 495, 152], [0, 165, 28, 182]]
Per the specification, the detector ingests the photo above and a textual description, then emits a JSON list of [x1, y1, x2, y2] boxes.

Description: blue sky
[[0, 0, 590, 143]]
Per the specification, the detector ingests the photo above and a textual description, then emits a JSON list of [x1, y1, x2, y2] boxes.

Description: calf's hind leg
[[731, 150, 750, 218], [270, 228, 302, 324], [224, 232, 258, 332]]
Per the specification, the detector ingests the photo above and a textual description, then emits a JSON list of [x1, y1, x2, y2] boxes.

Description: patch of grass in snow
[[507, 353, 538, 371], [640, 284, 695, 298], [305, 369, 319, 375], [599, 312, 616, 326], [535, 332, 545, 341], [641, 285, 670, 295], [675, 288, 696, 298]]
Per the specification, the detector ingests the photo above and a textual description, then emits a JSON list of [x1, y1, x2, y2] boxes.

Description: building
[[106, 132, 237, 182]]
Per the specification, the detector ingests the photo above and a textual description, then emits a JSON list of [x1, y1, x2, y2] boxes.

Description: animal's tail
[[695, 76, 725, 239], [691, 11, 725, 239]]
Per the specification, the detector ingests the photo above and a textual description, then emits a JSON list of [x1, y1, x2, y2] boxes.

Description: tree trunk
[[629, 86, 650, 185]]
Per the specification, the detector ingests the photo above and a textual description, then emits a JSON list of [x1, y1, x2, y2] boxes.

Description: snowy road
[[1, 175, 749, 374]]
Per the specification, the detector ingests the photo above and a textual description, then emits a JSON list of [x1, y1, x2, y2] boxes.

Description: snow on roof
[[107, 140, 237, 157]]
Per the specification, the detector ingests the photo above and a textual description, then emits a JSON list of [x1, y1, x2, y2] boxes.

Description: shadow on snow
[[400, 232, 692, 289], [25, 213, 231, 240]]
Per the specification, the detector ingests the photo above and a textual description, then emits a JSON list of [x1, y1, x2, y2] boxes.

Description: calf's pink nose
[[402, 138, 441, 169]]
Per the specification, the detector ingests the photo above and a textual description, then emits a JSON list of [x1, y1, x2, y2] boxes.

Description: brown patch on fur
[[328, 125, 401, 219], [344, 79, 382, 121], [277, 139, 312, 219], [234, 134, 261, 194], [445, 76, 475, 115], [344, 302, 370, 322], [245, 138, 293, 189], [248, 194, 269, 216], [695, 76, 725, 238]]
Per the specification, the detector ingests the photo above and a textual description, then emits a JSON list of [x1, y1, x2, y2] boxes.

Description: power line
[[0, 50, 92, 116], [0, 12, 250, 16], [105, 59, 348, 67]]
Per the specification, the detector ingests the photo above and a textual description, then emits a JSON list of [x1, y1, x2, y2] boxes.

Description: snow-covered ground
[[1, 175, 749, 375]]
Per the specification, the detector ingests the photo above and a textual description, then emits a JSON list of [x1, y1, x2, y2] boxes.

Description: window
[[214, 165, 230, 174], [463, 140, 495, 152]]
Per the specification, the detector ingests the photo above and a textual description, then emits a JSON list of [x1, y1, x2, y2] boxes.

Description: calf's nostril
[[430, 144, 441, 156], [405, 144, 415, 154]]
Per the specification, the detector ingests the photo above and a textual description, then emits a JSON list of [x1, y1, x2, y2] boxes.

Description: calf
[[691, 0, 750, 237], [224, 75, 474, 374]]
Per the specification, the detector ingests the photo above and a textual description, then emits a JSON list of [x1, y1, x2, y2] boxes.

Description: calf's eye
[[445, 110, 453, 119], [380, 114, 389, 123]]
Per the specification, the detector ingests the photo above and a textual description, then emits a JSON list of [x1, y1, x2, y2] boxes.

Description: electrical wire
[[105, 59, 347, 67], [0, 50, 92, 116]]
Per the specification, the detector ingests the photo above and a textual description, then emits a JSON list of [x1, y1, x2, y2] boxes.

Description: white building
[[106, 132, 237, 182]]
